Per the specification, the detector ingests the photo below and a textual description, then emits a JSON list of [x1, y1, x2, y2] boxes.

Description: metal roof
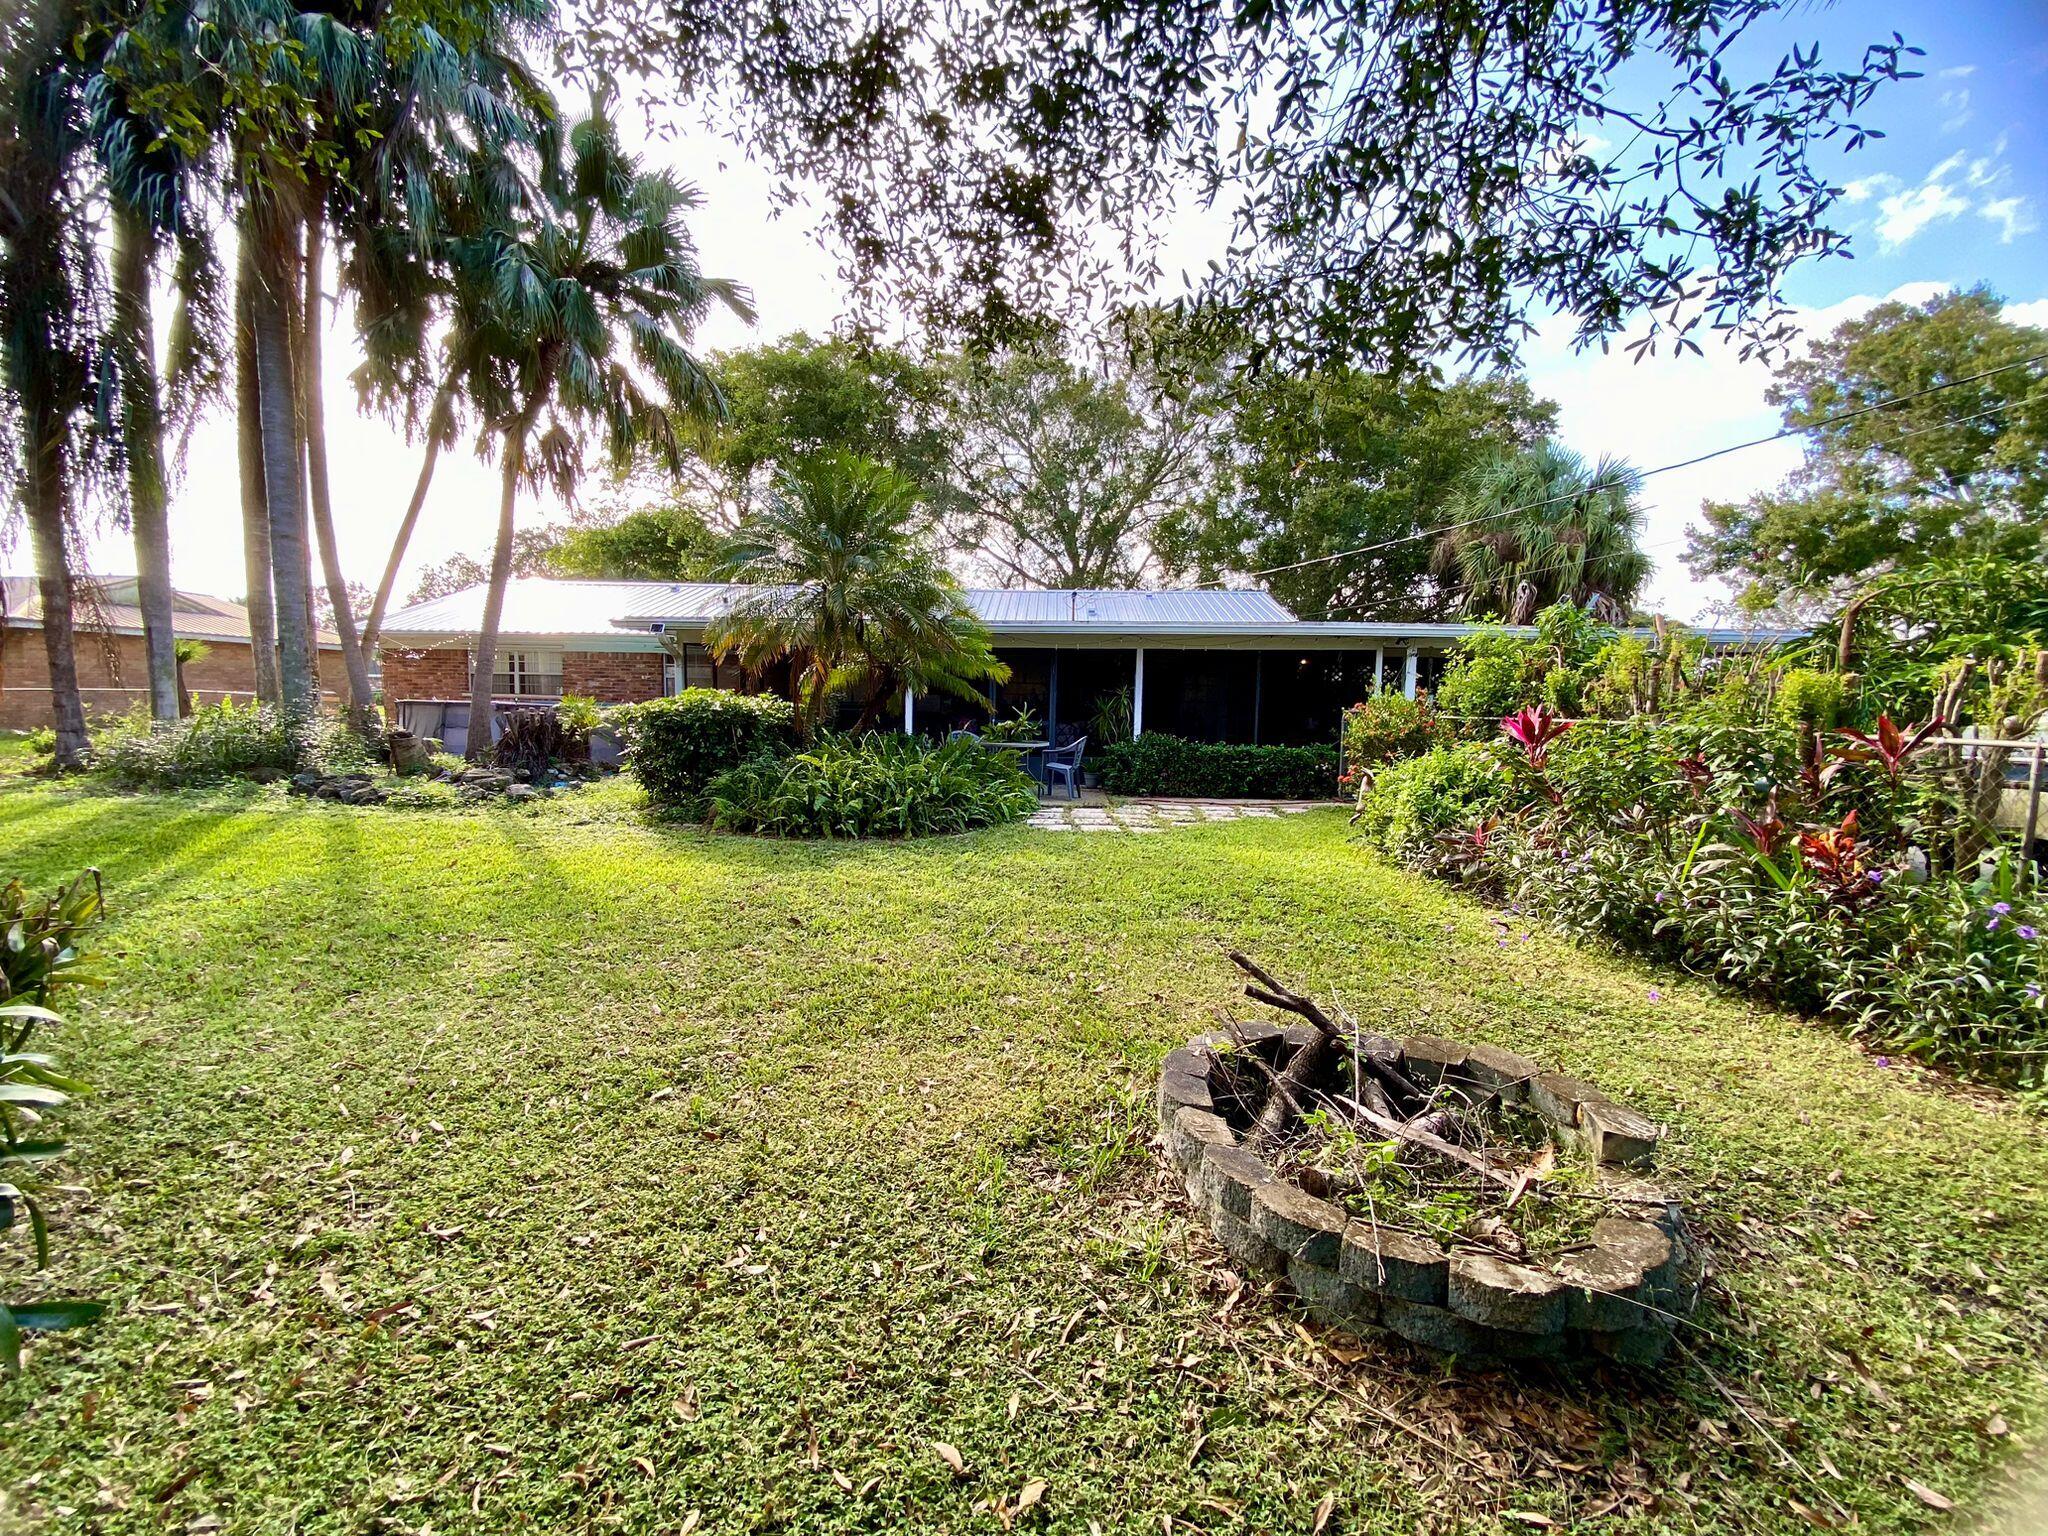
[[2, 575, 341, 647], [380, 579, 1303, 638], [377, 577, 1804, 648]]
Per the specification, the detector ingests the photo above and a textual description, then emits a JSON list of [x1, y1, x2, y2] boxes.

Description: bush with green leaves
[[612, 690, 798, 810], [707, 733, 1037, 838], [2, 871, 108, 1380], [1340, 690, 1441, 771], [1096, 733, 1338, 799], [1357, 699, 2048, 1086], [92, 701, 372, 791], [1350, 742, 1513, 860]]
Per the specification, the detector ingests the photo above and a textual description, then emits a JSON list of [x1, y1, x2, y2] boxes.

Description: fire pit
[[1159, 954, 1702, 1364]]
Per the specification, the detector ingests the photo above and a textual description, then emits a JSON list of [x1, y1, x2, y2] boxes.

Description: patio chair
[[947, 729, 981, 744], [1040, 736, 1086, 800]]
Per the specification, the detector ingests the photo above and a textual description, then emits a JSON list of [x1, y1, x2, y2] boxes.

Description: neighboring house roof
[[379, 576, 1803, 650], [1, 575, 342, 647]]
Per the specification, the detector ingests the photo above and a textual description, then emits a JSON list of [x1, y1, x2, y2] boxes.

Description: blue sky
[[87, 2, 2048, 623]]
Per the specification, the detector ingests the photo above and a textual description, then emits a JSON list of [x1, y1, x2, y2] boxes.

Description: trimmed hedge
[[612, 689, 796, 809], [1096, 732, 1339, 799]]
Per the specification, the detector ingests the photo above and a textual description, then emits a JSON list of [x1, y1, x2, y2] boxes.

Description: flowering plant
[[1499, 705, 1572, 771]]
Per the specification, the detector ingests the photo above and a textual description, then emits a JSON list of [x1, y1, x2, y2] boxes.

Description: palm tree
[[708, 453, 1008, 736], [1431, 442, 1650, 624], [0, 0, 96, 767], [450, 106, 751, 761]]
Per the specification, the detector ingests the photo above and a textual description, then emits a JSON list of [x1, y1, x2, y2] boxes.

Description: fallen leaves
[[932, 1441, 968, 1478], [1899, 1475, 1953, 1512], [1310, 1491, 1336, 1532]]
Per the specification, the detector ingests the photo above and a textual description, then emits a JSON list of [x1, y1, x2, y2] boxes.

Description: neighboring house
[[379, 577, 1798, 752], [0, 575, 340, 730]]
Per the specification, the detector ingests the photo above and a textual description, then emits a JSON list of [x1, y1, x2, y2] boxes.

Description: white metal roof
[[376, 577, 1801, 649]]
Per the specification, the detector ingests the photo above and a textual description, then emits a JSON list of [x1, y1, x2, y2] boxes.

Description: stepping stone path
[[1026, 800, 1324, 832]]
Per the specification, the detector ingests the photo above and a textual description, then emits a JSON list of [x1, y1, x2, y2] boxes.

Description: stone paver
[[1025, 799, 1326, 832]]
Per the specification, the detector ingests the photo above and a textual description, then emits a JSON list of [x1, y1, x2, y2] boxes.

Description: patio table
[[977, 738, 1051, 791]]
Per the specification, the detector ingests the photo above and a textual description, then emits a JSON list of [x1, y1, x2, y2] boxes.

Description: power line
[[1283, 392, 2043, 623], [1199, 350, 2048, 593]]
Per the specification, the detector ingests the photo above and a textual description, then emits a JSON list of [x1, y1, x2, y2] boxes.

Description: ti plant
[[2, 871, 108, 1379]]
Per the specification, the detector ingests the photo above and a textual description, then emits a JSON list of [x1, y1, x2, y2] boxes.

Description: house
[[1, 575, 341, 730], [377, 577, 1798, 752]]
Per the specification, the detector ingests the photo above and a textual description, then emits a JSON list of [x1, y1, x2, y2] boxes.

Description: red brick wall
[[562, 650, 664, 703], [378, 646, 470, 702], [0, 628, 334, 730]]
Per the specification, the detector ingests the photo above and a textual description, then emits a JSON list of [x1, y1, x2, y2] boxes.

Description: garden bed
[[1158, 961, 1701, 1364]]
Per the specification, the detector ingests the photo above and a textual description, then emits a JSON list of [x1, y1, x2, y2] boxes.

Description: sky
[[55, 0, 2048, 625]]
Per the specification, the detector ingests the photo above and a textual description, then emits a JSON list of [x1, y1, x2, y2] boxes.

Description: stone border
[[1159, 1028, 1699, 1364]]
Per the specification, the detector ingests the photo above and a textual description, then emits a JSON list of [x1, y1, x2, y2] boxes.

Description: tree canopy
[[573, 0, 1915, 370], [1156, 369, 1555, 620], [1688, 288, 2048, 609]]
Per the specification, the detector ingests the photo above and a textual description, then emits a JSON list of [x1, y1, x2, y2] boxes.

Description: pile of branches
[[1217, 951, 1565, 1254]]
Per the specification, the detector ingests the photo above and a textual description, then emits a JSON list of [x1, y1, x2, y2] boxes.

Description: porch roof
[[378, 577, 1801, 651]]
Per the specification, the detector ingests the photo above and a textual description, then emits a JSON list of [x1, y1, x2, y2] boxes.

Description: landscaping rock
[[1157, 1068, 1217, 1120], [1398, 1036, 1467, 1084], [1210, 1209, 1286, 1276], [1195, 1144, 1273, 1221], [1250, 1180, 1347, 1266], [1592, 1218, 1676, 1290], [1288, 1255, 1380, 1331], [1460, 1043, 1541, 1102], [505, 784, 541, 803], [1447, 1253, 1569, 1334], [1556, 1244, 1652, 1331], [1586, 1325, 1672, 1367], [1339, 1224, 1449, 1306], [1581, 1099, 1661, 1167], [1379, 1298, 1498, 1357], [1165, 1107, 1235, 1175], [1528, 1071, 1601, 1128]]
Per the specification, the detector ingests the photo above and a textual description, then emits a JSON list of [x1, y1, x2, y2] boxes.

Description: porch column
[[1252, 654, 1263, 745], [1132, 647, 1145, 738], [1372, 647, 1384, 694], [902, 685, 914, 734], [1402, 650, 1419, 700]]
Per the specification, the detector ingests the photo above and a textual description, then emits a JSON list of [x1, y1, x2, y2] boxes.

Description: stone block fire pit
[[1160, 955, 1702, 1365]]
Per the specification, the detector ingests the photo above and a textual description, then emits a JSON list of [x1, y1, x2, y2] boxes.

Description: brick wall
[[562, 650, 664, 703], [0, 628, 327, 730], [379, 645, 470, 702]]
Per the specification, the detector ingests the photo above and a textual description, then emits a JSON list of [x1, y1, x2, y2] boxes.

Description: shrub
[[612, 689, 797, 810], [1352, 742, 1513, 858], [1341, 690, 1440, 769], [1433, 628, 1542, 731], [1096, 733, 1339, 799], [707, 733, 1037, 838], [1773, 668, 1848, 735], [1, 871, 108, 1376], [92, 701, 370, 790]]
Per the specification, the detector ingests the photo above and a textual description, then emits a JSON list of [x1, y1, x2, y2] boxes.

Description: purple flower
[[1988, 916, 2001, 930], [1993, 902, 2012, 914], [2028, 985, 2044, 1000], [1875, 1055, 1893, 1068], [1654, 890, 1671, 904], [1646, 988, 1663, 1002], [1867, 869, 1886, 885], [2022, 926, 2040, 941]]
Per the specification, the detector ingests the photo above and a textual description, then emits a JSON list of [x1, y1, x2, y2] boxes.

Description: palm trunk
[[297, 206, 377, 732], [236, 239, 280, 705], [112, 201, 180, 723], [24, 433, 88, 768], [465, 423, 531, 763], [247, 203, 319, 721], [361, 376, 453, 655]]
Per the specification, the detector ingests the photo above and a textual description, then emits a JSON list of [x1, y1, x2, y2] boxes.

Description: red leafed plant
[[1797, 810, 1880, 907], [1828, 714, 1945, 786], [1499, 705, 1573, 771], [1434, 813, 1500, 877], [1730, 793, 1788, 858]]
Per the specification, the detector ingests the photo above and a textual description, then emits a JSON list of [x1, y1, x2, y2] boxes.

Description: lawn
[[1, 779, 2044, 1535]]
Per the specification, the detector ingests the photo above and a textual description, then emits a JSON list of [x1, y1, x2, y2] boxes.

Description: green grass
[[1, 778, 2044, 1535]]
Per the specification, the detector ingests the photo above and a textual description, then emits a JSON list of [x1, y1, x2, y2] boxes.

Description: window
[[665, 644, 735, 695], [483, 649, 562, 697]]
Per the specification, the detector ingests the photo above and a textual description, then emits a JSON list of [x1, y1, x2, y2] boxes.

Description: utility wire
[[1199, 350, 2048, 593]]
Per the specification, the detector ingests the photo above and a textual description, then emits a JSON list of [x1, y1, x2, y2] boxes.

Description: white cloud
[[1939, 88, 1973, 133], [2005, 298, 2048, 329], [1861, 143, 2033, 251], [1979, 196, 2039, 243], [1875, 179, 1971, 249], [1936, 64, 1977, 78]]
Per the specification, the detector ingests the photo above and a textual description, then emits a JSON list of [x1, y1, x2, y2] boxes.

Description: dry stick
[[1675, 1338, 1853, 1522], [1340, 1096, 1540, 1195]]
